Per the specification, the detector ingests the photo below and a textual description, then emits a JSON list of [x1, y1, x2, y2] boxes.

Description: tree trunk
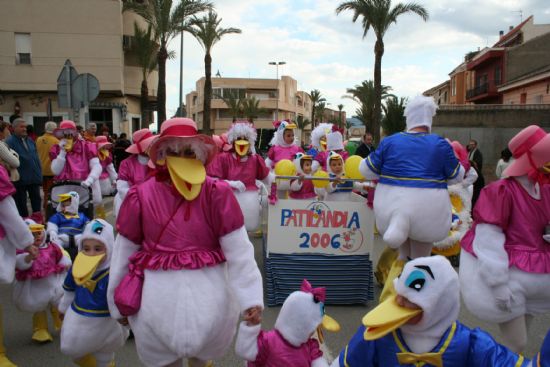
[[311, 108, 315, 129], [157, 45, 168, 129], [140, 79, 149, 129], [373, 38, 385, 144], [203, 51, 212, 136]]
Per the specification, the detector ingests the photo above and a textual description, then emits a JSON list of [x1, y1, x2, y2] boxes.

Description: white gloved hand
[[81, 177, 94, 188], [543, 234, 550, 243], [48, 231, 59, 243], [59, 139, 67, 149], [226, 180, 246, 193], [492, 283, 513, 312]]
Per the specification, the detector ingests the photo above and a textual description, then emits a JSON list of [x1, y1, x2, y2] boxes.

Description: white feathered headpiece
[[405, 96, 438, 132], [226, 121, 257, 154], [269, 120, 298, 147], [311, 123, 333, 149]]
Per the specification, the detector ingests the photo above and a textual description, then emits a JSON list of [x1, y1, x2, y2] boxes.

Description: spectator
[[467, 139, 485, 208], [495, 147, 514, 179], [9, 102, 22, 123], [113, 133, 131, 170], [355, 132, 376, 158], [0, 121, 20, 182], [36, 121, 59, 209], [6, 118, 42, 220], [76, 125, 84, 138], [82, 122, 97, 142], [26, 125, 37, 141]]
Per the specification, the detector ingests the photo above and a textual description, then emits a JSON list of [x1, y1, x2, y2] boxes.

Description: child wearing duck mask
[[333, 256, 531, 367], [47, 192, 89, 259], [59, 219, 128, 367], [236, 279, 339, 367], [207, 122, 274, 231], [13, 219, 71, 343], [289, 153, 322, 200], [265, 120, 304, 170]]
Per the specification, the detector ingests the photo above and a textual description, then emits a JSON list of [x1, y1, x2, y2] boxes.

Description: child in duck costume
[[50, 120, 102, 212], [315, 126, 349, 171], [13, 219, 71, 343], [265, 120, 303, 170], [95, 136, 117, 197], [236, 279, 339, 367], [324, 151, 365, 202], [460, 125, 550, 353], [113, 129, 156, 217], [333, 255, 530, 367], [359, 96, 463, 300], [0, 165, 34, 367], [289, 153, 322, 200], [108, 118, 264, 367], [47, 192, 89, 257], [59, 219, 129, 367], [207, 121, 274, 232]]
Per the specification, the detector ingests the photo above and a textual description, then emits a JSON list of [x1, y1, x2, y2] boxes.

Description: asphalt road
[[1, 196, 548, 366]]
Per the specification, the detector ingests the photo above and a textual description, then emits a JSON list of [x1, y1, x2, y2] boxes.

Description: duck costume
[[50, 120, 102, 207], [333, 256, 530, 367], [266, 120, 303, 170], [95, 136, 117, 197], [47, 191, 89, 252], [236, 279, 339, 367], [289, 153, 320, 200], [207, 121, 274, 231], [108, 118, 263, 367], [0, 165, 34, 367], [59, 219, 129, 367], [315, 126, 349, 171], [324, 151, 362, 202], [531, 329, 550, 367], [359, 96, 464, 300], [114, 129, 156, 217], [460, 125, 550, 353], [13, 219, 71, 343]]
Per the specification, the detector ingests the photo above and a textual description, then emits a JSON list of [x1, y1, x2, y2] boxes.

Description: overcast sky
[[163, 0, 550, 117]]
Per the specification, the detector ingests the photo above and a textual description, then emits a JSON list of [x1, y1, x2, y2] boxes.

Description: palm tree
[[343, 80, 393, 133], [132, 22, 158, 128], [242, 97, 265, 123], [188, 11, 241, 135], [295, 115, 311, 143], [123, 0, 213, 126], [337, 104, 344, 128], [315, 102, 327, 125], [336, 0, 428, 142], [309, 89, 326, 127], [382, 96, 407, 136], [218, 90, 244, 121]]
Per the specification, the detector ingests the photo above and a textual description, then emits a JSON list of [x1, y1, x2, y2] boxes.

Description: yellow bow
[[82, 278, 98, 293], [396, 351, 443, 367]]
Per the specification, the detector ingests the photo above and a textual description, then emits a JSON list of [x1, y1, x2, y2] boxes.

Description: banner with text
[[267, 194, 374, 256]]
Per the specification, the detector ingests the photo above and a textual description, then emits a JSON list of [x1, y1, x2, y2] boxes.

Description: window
[[15, 33, 31, 65], [534, 95, 543, 104], [451, 77, 456, 96], [494, 66, 502, 85]]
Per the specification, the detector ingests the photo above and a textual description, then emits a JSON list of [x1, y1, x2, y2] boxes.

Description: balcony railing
[[466, 79, 502, 100]]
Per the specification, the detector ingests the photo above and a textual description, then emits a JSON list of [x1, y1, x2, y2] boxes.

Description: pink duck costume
[[236, 279, 339, 367], [207, 121, 273, 231], [50, 120, 102, 205], [460, 125, 550, 353], [315, 126, 349, 172], [0, 165, 34, 366], [289, 153, 320, 200], [107, 118, 263, 367], [95, 136, 117, 196], [13, 219, 71, 343], [265, 120, 304, 169], [113, 129, 155, 217]]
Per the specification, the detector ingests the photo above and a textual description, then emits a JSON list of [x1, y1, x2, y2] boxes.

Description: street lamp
[[269, 61, 286, 121]]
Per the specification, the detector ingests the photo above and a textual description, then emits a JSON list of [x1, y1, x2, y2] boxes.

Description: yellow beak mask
[[65, 138, 74, 152], [72, 252, 106, 290], [235, 140, 250, 156], [362, 296, 422, 341], [99, 149, 109, 160], [166, 156, 206, 201]]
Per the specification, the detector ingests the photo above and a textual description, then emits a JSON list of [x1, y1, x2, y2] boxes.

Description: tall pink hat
[[53, 120, 78, 139], [450, 141, 470, 172], [148, 118, 217, 166], [503, 125, 550, 178], [95, 135, 113, 150], [126, 128, 156, 154]]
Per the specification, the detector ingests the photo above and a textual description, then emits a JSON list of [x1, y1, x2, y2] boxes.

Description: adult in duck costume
[[95, 136, 117, 197], [0, 165, 34, 367], [13, 219, 70, 343], [207, 121, 273, 232], [50, 120, 102, 212], [307, 123, 332, 168], [113, 129, 155, 217], [333, 255, 531, 366], [460, 125, 550, 353], [108, 118, 264, 367], [59, 219, 129, 367], [236, 279, 339, 367], [359, 96, 464, 300]]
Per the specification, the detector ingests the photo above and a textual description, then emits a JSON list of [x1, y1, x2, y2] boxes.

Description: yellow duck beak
[[72, 253, 106, 286], [29, 224, 45, 233], [65, 138, 74, 152], [316, 314, 340, 344], [99, 149, 109, 160], [320, 140, 327, 151], [58, 193, 72, 202], [362, 296, 422, 341], [166, 156, 206, 201], [234, 140, 250, 156]]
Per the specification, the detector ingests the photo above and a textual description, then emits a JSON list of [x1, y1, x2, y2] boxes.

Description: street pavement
[[1, 196, 548, 366]]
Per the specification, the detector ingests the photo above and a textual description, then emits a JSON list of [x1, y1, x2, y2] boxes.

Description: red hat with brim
[[95, 135, 113, 150], [148, 118, 217, 166], [53, 120, 78, 139], [503, 125, 550, 177], [126, 129, 156, 154]]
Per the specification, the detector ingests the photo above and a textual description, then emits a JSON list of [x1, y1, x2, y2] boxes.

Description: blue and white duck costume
[[359, 96, 464, 260], [324, 151, 363, 202], [59, 219, 129, 367], [332, 256, 531, 367], [46, 191, 89, 249]]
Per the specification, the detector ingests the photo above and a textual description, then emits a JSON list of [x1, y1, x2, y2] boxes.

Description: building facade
[[0, 0, 157, 135], [423, 80, 450, 105]]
